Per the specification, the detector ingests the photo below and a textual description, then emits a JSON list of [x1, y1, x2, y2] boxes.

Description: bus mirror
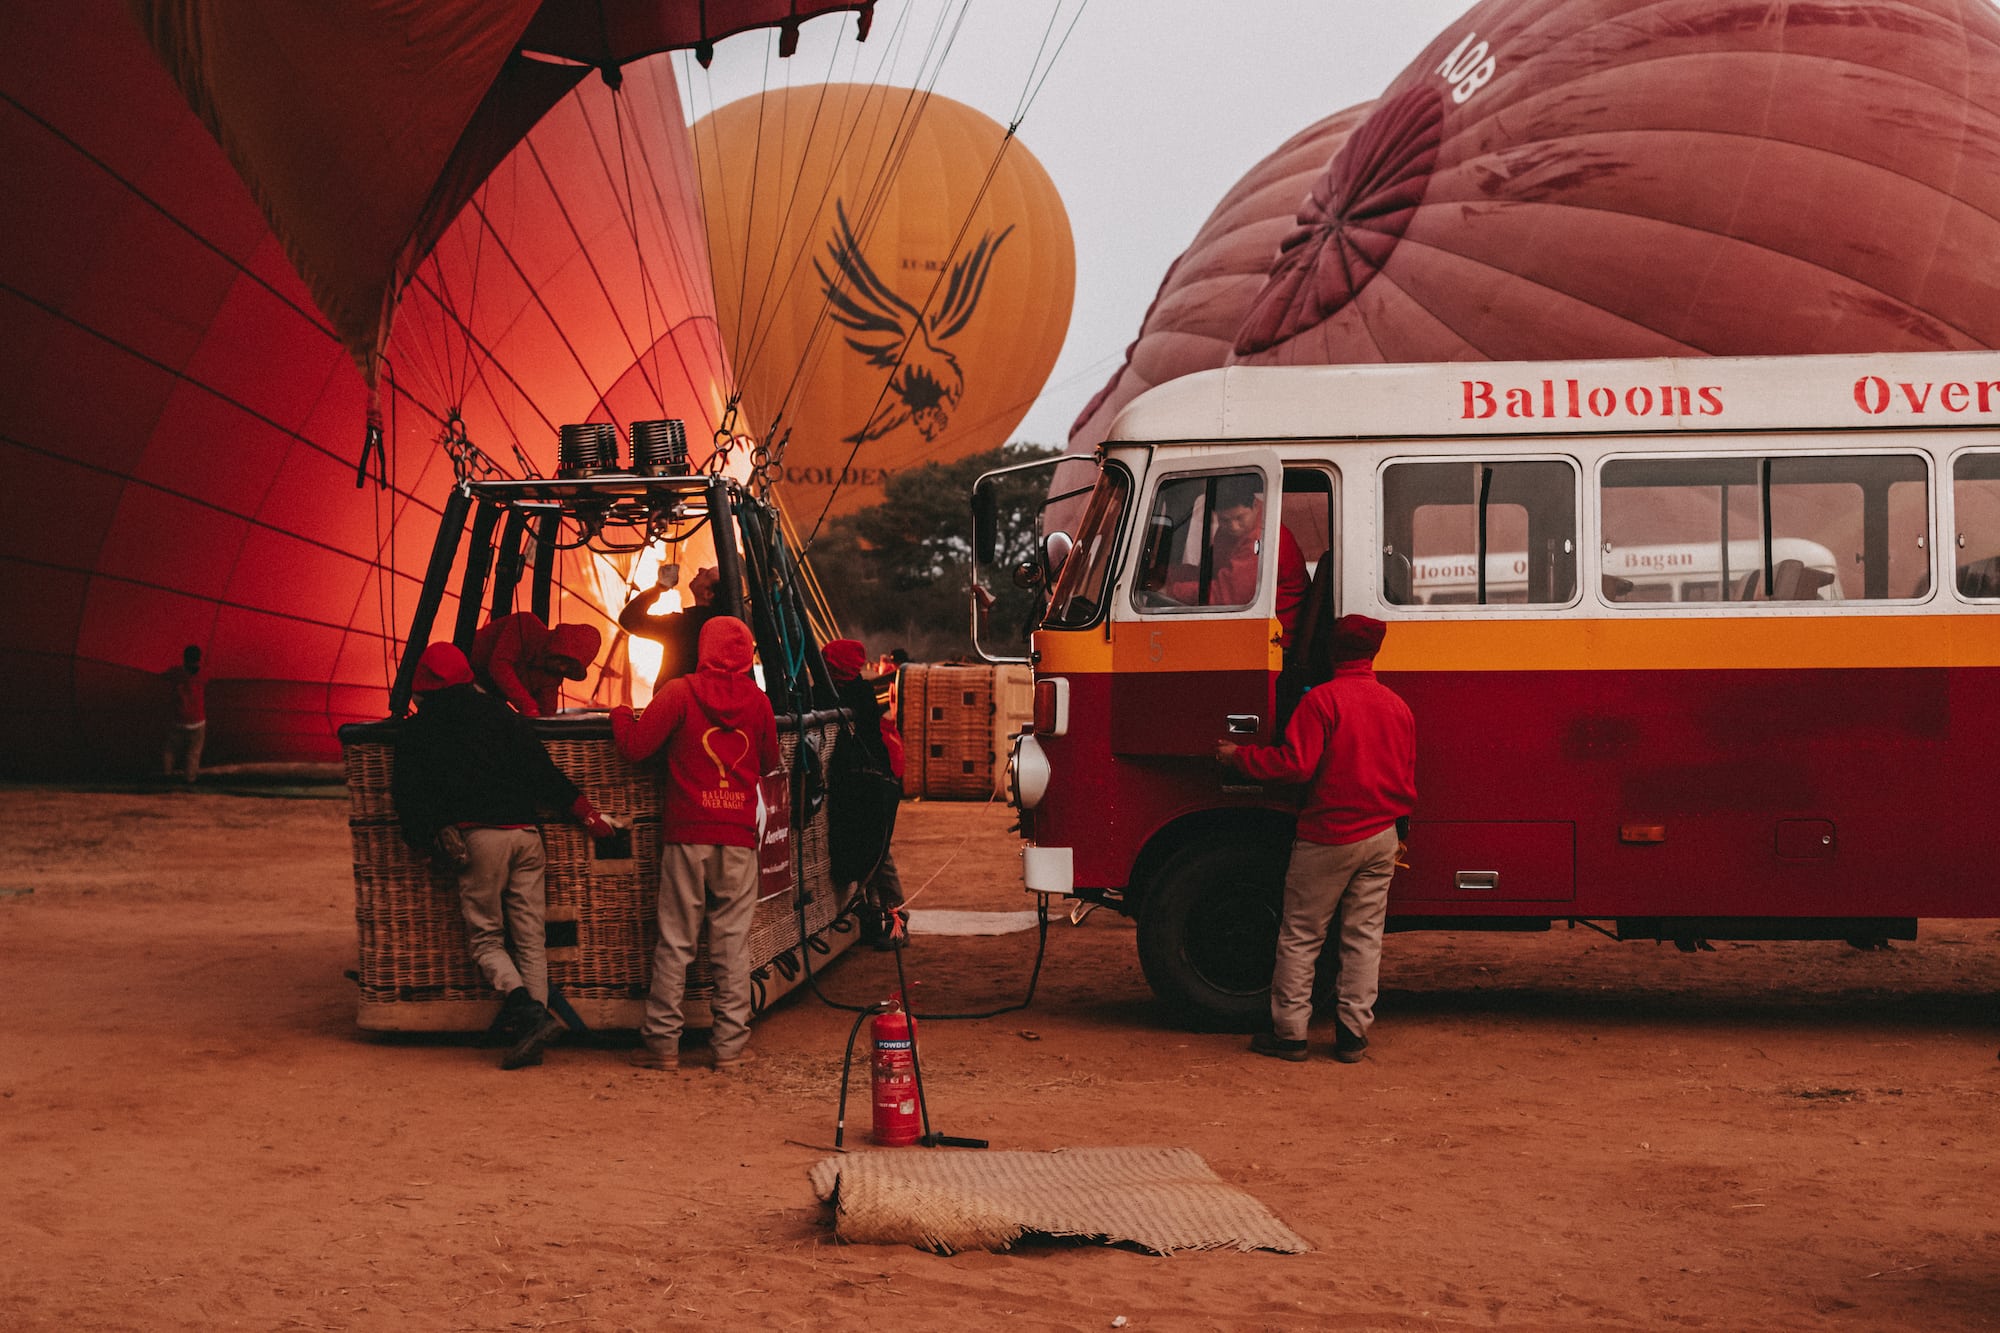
[[1044, 530, 1073, 579], [972, 482, 999, 565], [1012, 560, 1044, 591]]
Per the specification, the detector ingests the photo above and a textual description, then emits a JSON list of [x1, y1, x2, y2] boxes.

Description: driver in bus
[[1162, 475, 1310, 645]]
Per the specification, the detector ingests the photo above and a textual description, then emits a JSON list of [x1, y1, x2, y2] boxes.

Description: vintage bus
[[974, 351, 2000, 1027]]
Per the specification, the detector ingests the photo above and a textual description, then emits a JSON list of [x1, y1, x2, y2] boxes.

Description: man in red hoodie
[[470, 612, 603, 718], [1218, 615, 1416, 1064], [611, 616, 779, 1072]]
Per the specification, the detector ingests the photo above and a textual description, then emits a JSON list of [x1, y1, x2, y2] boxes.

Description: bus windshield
[[1045, 463, 1131, 628]]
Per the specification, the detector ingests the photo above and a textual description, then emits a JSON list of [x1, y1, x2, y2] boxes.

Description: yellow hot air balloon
[[694, 83, 1073, 524]]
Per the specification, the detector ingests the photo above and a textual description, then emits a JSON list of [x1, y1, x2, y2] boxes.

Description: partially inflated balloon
[[0, 1, 852, 774], [694, 84, 1073, 523], [1075, 0, 2000, 447], [1069, 105, 1373, 449]]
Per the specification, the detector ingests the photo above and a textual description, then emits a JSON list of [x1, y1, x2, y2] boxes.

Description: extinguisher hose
[[791, 888, 1053, 1021], [832, 1001, 890, 1151]]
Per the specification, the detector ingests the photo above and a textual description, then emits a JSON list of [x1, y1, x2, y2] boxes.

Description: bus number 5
[[1436, 31, 1497, 104], [1149, 630, 1165, 664]]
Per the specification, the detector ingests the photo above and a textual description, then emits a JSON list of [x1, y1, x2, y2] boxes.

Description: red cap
[[697, 615, 756, 673], [546, 623, 602, 677], [1329, 614, 1388, 662], [413, 642, 473, 693], [823, 638, 867, 682]]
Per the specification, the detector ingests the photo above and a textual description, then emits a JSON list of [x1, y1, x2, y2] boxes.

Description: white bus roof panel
[[1103, 352, 2000, 443]]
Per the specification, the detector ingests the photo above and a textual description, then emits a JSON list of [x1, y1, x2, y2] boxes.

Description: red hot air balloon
[[0, 0, 870, 775], [1076, 0, 2000, 449]]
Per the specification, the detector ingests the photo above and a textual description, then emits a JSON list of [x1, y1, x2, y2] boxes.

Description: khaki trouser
[[644, 843, 759, 1060], [456, 827, 548, 1003], [163, 721, 205, 783], [1270, 827, 1399, 1042]]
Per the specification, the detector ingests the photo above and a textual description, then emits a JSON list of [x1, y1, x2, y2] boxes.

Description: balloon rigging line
[[687, 0, 960, 414], [753, 5, 966, 403], [606, 89, 668, 413], [731, 6, 923, 389], [561, 97, 669, 411], [621, 72, 737, 429], [725, 50, 858, 387], [730, 2, 929, 382], [1009, 0, 1090, 129], [754, 74, 957, 449], [0, 90, 337, 347], [799, 122, 1015, 550], [513, 137, 657, 425], [594, 86, 738, 444]]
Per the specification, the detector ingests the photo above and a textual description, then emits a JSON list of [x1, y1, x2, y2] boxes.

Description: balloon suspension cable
[[438, 408, 506, 485]]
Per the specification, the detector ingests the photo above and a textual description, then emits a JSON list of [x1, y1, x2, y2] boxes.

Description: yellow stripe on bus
[[1379, 615, 2000, 671], [1036, 614, 2000, 673], [1036, 619, 1281, 674]]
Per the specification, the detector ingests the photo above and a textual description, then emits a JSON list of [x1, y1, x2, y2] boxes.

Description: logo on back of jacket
[[700, 726, 750, 812], [815, 198, 1012, 445]]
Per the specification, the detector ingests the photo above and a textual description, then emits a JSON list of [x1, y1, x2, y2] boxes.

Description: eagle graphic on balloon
[[815, 200, 1013, 445]]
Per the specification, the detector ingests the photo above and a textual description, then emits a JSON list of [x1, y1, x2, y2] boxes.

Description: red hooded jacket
[[1231, 659, 1417, 846], [470, 612, 601, 717], [611, 616, 779, 849]]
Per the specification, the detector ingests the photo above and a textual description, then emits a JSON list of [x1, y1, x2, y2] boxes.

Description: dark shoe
[[500, 993, 567, 1070], [1331, 1023, 1369, 1064], [628, 1043, 678, 1071], [1250, 1033, 1309, 1063], [477, 994, 530, 1048]]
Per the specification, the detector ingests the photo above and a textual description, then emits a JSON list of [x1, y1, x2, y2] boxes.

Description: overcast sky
[[677, 0, 1475, 447]]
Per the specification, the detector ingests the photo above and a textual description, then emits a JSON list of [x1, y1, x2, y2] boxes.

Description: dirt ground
[[2, 784, 1997, 1332]]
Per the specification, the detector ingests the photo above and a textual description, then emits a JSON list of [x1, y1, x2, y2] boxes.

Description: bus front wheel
[[1137, 837, 1296, 1031]]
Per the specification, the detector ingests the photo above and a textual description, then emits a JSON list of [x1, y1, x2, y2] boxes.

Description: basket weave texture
[[900, 664, 996, 799], [345, 719, 849, 1026]]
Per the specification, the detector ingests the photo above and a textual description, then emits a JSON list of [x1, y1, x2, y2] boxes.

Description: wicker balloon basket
[[340, 713, 858, 1032]]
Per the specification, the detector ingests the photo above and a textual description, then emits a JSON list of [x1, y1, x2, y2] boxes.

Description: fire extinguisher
[[870, 995, 923, 1147]]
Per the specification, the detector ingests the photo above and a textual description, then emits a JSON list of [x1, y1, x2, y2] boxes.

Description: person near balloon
[[1162, 477, 1310, 645], [611, 615, 779, 1072], [159, 644, 207, 784], [469, 611, 602, 717], [392, 643, 617, 1070], [619, 564, 720, 686], [1216, 615, 1416, 1065], [825, 638, 909, 949]]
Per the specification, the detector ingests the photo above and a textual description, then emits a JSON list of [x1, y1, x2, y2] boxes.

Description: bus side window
[[1602, 453, 1923, 604], [1381, 458, 1577, 606], [1131, 470, 1266, 613], [1953, 451, 2000, 600]]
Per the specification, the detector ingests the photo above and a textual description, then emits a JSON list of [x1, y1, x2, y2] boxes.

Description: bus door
[[1111, 451, 1284, 755]]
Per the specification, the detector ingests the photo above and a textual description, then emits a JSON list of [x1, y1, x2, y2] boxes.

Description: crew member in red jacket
[[611, 616, 779, 1072], [1218, 615, 1416, 1064], [470, 612, 602, 717]]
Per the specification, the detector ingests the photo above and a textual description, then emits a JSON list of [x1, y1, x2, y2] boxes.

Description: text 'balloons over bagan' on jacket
[[694, 84, 1074, 524], [0, 1, 862, 776], [1072, 0, 2000, 450], [128, 0, 876, 388]]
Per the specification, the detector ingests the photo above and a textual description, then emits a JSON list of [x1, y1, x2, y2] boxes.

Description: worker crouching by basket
[[393, 643, 617, 1070], [611, 616, 779, 1074]]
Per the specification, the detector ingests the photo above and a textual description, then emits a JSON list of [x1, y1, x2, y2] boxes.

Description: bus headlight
[[1010, 732, 1051, 810]]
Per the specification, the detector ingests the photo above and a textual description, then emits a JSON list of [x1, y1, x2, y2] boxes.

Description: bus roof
[[1103, 351, 2000, 444]]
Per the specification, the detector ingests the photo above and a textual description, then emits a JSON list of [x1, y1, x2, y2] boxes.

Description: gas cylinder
[[870, 1002, 922, 1147]]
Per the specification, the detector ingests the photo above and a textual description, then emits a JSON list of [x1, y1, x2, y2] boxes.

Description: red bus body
[[989, 352, 2000, 1025]]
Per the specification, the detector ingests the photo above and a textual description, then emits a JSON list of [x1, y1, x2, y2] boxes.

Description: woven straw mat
[[808, 1147, 1311, 1255]]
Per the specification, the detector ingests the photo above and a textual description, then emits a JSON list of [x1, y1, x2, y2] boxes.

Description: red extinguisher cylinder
[[870, 1008, 922, 1147]]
